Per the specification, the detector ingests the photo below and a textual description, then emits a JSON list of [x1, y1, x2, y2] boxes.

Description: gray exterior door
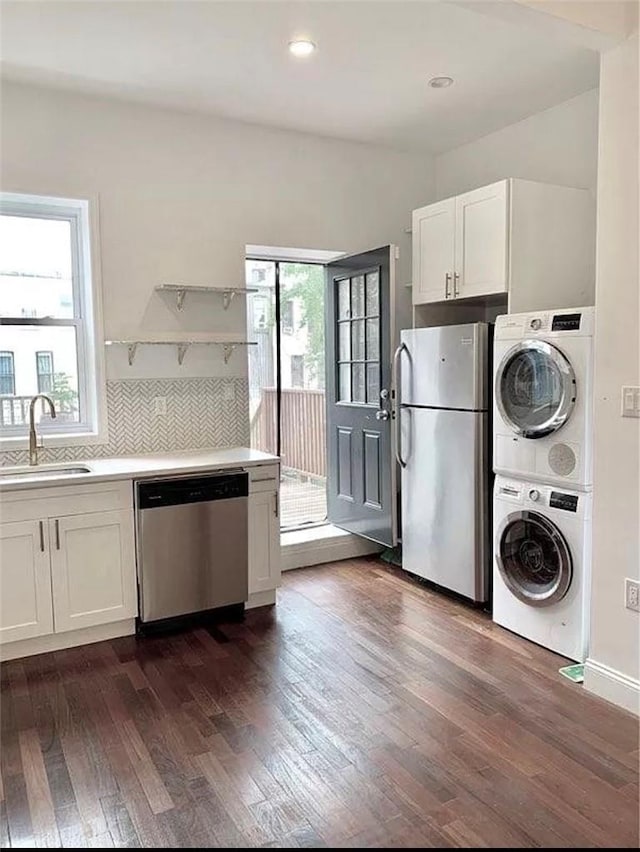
[[325, 246, 397, 546]]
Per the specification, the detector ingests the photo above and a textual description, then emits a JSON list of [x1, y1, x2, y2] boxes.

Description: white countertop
[[0, 447, 279, 493]]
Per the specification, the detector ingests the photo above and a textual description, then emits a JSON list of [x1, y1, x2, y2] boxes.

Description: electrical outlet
[[153, 396, 167, 416], [625, 579, 640, 612], [223, 384, 236, 402]]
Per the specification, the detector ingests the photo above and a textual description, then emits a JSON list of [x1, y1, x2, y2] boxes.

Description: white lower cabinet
[[50, 510, 137, 633], [0, 520, 54, 644], [0, 480, 137, 651], [248, 489, 281, 596]]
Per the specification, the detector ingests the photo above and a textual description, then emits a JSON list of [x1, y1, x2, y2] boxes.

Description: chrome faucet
[[28, 394, 57, 466]]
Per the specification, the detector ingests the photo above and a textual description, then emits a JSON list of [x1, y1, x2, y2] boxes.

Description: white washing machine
[[493, 476, 592, 661], [493, 306, 594, 489]]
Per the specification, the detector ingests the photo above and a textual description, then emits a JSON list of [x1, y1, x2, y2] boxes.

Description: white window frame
[[0, 192, 107, 449]]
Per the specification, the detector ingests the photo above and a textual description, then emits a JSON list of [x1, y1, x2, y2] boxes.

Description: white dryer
[[493, 476, 592, 661], [493, 307, 594, 489]]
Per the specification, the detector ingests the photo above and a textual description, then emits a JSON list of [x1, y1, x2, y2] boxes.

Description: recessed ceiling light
[[428, 76, 454, 89], [288, 39, 316, 58]]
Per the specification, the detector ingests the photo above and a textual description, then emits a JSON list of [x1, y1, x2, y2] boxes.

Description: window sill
[[0, 429, 108, 452], [281, 523, 382, 571]]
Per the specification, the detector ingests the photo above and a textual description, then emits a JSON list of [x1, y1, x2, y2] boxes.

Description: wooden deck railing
[[250, 387, 326, 478]]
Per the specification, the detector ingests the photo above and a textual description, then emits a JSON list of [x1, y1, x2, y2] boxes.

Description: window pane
[[337, 278, 350, 320], [366, 363, 380, 404], [0, 215, 75, 319], [338, 322, 350, 361], [0, 326, 80, 429], [365, 271, 379, 315], [351, 275, 365, 318], [366, 319, 379, 360], [351, 320, 365, 360], [352, 364, 365, 403], [246, 259, 277, 455], [339, 364, 351, 402], [0, 351, 15, 396]]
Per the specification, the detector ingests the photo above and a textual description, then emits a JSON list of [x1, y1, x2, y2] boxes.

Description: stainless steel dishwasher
[[135, 470, 248, 629]]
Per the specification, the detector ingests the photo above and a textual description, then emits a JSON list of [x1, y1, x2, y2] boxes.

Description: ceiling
[[0, 1, 600, 153]]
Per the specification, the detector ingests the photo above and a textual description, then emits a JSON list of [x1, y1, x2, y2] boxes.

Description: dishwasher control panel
[[137, 471, 249, 509]]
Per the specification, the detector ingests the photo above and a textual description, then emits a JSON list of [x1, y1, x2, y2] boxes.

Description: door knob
[[375, 410, 390, 421]]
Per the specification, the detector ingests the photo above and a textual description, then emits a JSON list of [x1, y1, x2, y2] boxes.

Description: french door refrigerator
[[394, 323, 490, 602]]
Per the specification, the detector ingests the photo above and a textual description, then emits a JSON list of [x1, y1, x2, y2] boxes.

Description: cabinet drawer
[[249, 465, 280, 493], [0, 479, 133, 523]]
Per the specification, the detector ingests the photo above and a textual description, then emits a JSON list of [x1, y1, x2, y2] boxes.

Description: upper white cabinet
[[412, 179, 595, 311], [454, 181, 508, 299], [412, 198, 455, 303], [0, 520, 53, 644], [50, 510, 137, 633]]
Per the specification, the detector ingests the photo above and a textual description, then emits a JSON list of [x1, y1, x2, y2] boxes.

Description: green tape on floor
[[559, 663, 584, 683]]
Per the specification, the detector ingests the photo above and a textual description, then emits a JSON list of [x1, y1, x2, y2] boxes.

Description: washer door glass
[[498, 510, 572, 606], [497, 341, 576, 438]]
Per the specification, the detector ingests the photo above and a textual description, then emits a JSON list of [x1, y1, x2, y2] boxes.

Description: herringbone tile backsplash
[[0, 377, 250, 467]]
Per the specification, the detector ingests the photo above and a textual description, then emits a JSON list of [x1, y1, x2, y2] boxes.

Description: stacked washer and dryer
[[491, 307, 595, 662]]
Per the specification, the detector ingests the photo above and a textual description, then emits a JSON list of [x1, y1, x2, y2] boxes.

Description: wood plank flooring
[[1, 558, 638, 848]]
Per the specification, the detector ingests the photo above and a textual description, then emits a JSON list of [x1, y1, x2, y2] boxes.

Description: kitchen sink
[[0, 465, 92, 481]]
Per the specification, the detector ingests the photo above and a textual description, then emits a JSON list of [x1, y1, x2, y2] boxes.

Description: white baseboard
[[584, 657, 640, 716], [245, 589, 276, 609], [282, 524, 382, 571], [0, 619, 135, 662]]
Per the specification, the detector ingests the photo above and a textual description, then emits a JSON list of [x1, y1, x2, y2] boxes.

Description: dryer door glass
[[498, 510, 572, 606], [496, 341, 576, 438]]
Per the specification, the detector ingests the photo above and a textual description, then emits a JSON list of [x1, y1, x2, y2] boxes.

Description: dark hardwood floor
[[1, 558, 638, 848]]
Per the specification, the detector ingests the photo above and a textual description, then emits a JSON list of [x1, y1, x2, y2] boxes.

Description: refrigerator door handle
[[393, 342, 408, 468]]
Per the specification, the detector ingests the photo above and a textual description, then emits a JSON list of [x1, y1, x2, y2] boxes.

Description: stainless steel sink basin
[[0, 465, 92, 481]]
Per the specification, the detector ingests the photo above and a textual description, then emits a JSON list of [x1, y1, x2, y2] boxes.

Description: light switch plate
[[223, 384, 236, 401], [621, 386, 640, 418]]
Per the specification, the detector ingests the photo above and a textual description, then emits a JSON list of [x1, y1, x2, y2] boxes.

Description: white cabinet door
[[455, 180, 508, 299], [248, 490, 281, 595], [412, 198, 455, 304], [50, 510, 137, 633], [0, 520, 53, 644]]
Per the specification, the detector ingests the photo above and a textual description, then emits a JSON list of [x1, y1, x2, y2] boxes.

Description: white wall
[[0, 82, 433, 386], [433, 89, 599, 199], [585, 33, 640, 714]]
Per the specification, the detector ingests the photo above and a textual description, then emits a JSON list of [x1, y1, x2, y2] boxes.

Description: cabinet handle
[[445, 272, 452, 299], [39, 520, 45, 552], [273, 491, 279, 519], [55, 519, 60, 550], [252, 477, 277, 483], [454, 271, 460, 297]]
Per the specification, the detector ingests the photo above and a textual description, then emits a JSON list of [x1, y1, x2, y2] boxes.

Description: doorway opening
[[246, 250, 338, 530]]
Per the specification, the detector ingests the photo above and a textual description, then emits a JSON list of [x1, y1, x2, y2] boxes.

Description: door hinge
[[274, 491, 279, 518]]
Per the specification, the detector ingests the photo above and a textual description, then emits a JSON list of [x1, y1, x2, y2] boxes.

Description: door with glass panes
[[325, 246, 397, 546]]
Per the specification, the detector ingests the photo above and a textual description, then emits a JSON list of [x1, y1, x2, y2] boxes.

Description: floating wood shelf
[[105, 337, 256, 366], [156, 284, 259, 311]]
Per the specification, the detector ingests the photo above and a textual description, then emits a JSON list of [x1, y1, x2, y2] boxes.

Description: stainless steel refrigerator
[[395, 323, 490, 602]]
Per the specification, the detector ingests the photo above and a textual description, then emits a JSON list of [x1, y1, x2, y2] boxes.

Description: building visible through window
[[0, 351, 15, 396], [282, 299, 294, 334], [36, 351, 55, 394], [291, 354, 304, 388]]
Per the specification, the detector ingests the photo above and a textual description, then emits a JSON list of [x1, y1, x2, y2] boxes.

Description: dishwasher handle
[[137, 471, 248, 509]]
